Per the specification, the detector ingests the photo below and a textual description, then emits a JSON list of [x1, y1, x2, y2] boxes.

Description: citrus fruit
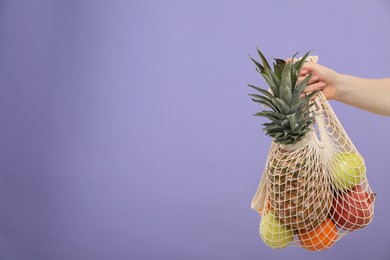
[[298, 217, 338, 251]]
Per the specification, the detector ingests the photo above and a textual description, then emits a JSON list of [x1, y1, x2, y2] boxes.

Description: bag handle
[[311, 93, 328, 149]]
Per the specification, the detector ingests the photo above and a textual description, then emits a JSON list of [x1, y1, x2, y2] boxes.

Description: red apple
[[330, 185, 375, 231]]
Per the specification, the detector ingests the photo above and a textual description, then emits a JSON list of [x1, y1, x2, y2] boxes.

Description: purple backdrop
[[1, 1, 390, 259]]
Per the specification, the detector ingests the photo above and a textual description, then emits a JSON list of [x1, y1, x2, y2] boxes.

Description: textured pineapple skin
[[267, 146, 333, 232]]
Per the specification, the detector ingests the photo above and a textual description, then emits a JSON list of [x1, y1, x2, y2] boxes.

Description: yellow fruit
[[331, 152, 365, 190], [260, 211, 294, 249]]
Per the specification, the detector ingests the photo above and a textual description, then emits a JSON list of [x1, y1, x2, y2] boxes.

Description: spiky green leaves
[[248, 49, 318, 145], [279, 63, 293, 104]]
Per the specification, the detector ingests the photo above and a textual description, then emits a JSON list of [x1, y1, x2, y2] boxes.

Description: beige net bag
[[249, 54, 375, 251]]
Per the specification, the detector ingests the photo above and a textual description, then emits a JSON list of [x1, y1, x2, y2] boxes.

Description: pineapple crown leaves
[[248, 48, 318, 145]]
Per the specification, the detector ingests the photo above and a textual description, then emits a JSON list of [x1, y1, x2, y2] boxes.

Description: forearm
[[335, 76, 390, 116]]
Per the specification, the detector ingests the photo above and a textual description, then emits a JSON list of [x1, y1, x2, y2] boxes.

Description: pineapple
[[249, 49, 332, 231]]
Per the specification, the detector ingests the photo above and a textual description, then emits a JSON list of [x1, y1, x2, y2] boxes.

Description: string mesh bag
[[248, 51, 375, 251]]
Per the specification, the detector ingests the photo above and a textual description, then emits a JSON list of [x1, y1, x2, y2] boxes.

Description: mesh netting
[[251, 91, 375, 251]]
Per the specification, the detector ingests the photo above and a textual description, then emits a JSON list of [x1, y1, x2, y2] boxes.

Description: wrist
[[334, 73, 349, 101]]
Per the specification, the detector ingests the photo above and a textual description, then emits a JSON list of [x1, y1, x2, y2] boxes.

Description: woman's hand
[[298, 61, 390, 116], [299, 62, 343, 100]]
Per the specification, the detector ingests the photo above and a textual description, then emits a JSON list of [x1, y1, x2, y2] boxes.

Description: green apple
[[260, 211, 294, 249], [331, 152, 365, 191]]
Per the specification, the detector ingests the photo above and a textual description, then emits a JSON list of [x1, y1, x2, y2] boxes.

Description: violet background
[[1, 0, 390, 259]]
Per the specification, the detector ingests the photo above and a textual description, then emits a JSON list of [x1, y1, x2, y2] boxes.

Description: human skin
[[299, 62, 390, 116]]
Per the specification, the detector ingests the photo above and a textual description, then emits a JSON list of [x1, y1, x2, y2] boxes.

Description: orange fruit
[[298, 217, 338, 251]]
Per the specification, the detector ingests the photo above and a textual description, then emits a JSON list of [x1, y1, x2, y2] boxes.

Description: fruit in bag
[[331, 152, 365, 191], [249, 50, 375, 250], [298, 217, 338, 251], [331, 185, 375, 230], [267, 146, 332, 231], [248, 49, 332, 232], [260, 211, 294, 249]]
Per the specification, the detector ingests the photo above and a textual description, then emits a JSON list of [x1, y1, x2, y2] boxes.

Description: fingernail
[[318, 82, 325, 88], [312, 75, 319, 81], [300, 70, 308, 75]]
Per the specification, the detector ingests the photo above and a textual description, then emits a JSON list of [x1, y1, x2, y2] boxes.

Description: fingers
[[301, 62, 318, 73], [300, 69, 308, 76], [299, 93, 318, 100], [297, 74, 320, 85], [299, 81, 325, 100], [297, 62, 329, 100], [303, 82, 326, 94]]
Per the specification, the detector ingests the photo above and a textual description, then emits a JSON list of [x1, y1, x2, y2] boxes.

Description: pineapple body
[[267, 145, 332, 231], [249, 49, 333, 232]]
